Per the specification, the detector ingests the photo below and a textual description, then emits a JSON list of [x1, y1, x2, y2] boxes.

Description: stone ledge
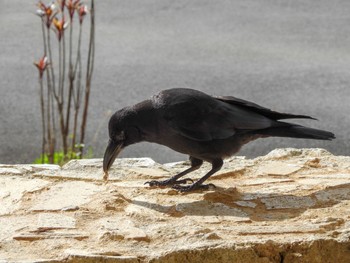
[[0, 148, 350, 262]]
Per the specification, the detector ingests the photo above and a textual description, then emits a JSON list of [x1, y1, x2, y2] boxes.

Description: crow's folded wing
[[161, 97, 275, 141], [217, 96, 316, 120]]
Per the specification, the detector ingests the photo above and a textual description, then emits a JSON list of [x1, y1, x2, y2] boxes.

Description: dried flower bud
[[37, 1, 57, 28], [34, 56, 49, 79], [52, 17, 69, 40], [66, 0, 81, 20], [78, 5, 88, 24]]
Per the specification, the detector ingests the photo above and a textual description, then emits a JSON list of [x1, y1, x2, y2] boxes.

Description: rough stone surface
[[0, 148, 350, 262], [30, 181, 104, 211]]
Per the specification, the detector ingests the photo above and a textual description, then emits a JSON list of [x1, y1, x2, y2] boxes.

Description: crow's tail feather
[[257, 123, 335, 140]]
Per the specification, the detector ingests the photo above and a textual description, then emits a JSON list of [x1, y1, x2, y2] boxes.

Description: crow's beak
[[103, 139, 123, 173]]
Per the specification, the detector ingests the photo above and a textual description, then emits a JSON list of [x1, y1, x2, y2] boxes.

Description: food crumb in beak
[[103, 171, 109, 181]]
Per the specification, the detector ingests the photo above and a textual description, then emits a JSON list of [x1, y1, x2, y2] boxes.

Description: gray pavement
[[0, 0, 349, 164]]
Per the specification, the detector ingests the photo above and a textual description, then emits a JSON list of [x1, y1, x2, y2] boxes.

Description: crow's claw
[[145, 178, 194, 187], [144, 180, 168, 187], [174, 178, 194, 184], [172, 183, 216, 192]]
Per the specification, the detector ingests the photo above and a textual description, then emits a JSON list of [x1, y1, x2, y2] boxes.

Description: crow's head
[[103, 108, 141, 173]]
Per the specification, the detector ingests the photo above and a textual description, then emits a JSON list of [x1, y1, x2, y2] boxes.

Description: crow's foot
[[172, 182, 216, 192], [145, 178, 194, 187]]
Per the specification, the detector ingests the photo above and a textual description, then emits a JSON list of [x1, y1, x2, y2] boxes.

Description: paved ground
[[0, 0, 349, 164]]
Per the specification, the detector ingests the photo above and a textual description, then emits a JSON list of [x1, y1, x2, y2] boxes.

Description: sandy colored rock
[[257, 161, 302, 176], [260, 195, 316, 210], [13, 232, 89, 241], [0, 164, 60, 176], [97, 216, 150, 242], [37, 158, 168, 182], [234, 200, 257, 208], [64, 250, 139, 263], [30, 181, 104, 211], [0, 167, 22, 175], [0, 176, 50, 215], [38, 213, 76, 230], [0, 148, 350, 262]]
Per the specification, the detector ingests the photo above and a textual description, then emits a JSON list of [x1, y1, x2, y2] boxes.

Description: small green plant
[[34, 144, 94, 165], [34, 151, 71, 166], [34, 0, 95, 164]]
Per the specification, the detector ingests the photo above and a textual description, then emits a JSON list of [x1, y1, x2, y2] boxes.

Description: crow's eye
[[115, 131, 125, 141]]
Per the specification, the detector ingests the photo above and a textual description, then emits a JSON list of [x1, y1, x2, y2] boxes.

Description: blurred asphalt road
[[0, 0, 349, 164]]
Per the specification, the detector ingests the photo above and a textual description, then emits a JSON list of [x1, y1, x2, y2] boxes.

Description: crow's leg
[[145, 157, 203, 187], [172, 159, 223, 192]]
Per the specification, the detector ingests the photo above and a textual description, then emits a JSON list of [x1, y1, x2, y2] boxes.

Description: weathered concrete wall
[[0, 148, 350, 262]]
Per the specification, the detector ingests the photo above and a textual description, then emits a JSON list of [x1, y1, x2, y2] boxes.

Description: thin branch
[[65, 16, 74, 153], [71, 23, 83, 156], [39, 77, 46, 164], [80, 0, 95, 156], [47, 27, 58, 101]]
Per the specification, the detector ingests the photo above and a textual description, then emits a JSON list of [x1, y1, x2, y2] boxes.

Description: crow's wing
[[217, 96, 316, 120], [155, 89, 276, 141]]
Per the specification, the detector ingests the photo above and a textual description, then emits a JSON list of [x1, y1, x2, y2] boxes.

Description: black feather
[[217, 96, 317, 121]]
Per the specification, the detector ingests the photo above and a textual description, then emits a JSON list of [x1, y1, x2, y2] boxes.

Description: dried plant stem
[[46, 28, 57, 100], [66, 19, 74, 158], [46, 26, 58, 163], [39, 78, 46, 164], [57, 39, 67, 156], [71, 24, 83, 158], [80, 0, 95, 157], [41, 19, 56, 163], [61, 30, 68, 156]]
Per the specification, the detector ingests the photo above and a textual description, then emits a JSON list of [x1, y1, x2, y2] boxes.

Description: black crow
[[103, 88, 335, 192]]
